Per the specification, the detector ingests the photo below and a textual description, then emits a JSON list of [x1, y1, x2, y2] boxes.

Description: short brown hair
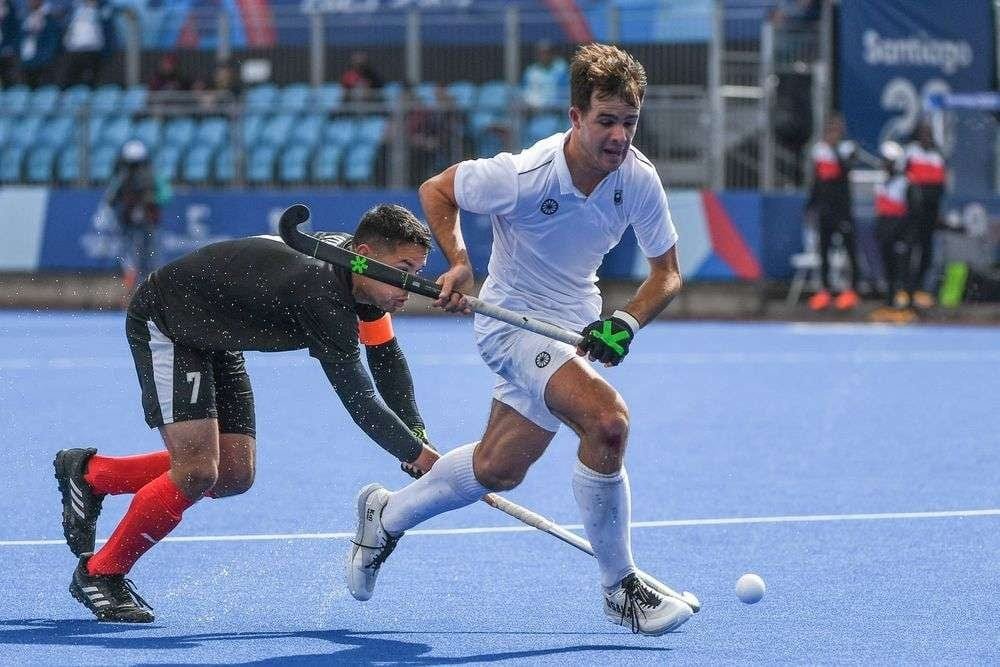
[[570, 43, 647, 112]]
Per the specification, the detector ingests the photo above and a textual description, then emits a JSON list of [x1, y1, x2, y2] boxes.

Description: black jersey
[[128, 233, 385, 364]]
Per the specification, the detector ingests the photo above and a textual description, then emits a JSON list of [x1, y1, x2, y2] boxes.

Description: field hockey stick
[[481, 492, 701, 613], [278, 204, 584, 348]]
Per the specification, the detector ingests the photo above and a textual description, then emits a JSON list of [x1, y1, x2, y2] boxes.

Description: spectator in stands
[[60, 0, 116, 88], [18, 0, 61, 88], [872, 141, 914, 321], [193, 62, 240, 114], [770, 0, 821, 28], [805, 114, 861, 311], [341, 51, 383, 103], [108, 140, 160, 293], [0, 0, 19, 86], [904, 120, 947, 309], [149, 53, 189, 92], [403, 83, 459, 186], [522, 40, 568, 112]]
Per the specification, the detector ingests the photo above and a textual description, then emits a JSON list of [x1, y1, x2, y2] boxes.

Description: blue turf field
[[1, 311, 998, 664]]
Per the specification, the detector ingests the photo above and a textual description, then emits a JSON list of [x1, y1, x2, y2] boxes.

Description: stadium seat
[[524, 113, 563, 145], [279, 84, 312, 113], [446, 81, 476, 110], [343, 143, 378, 185], [0, 115, 13, 147], [2, 85, 31, 115], [39, 116, 75, 148], [131, 117, 163, 151], [60, 84, 92, 114], [311, 144, 344, 183], [154, 144, 183, 181], [194, 117, 229, 148], [477, 80, 510, 111], [29, 85, 61, 115], [0, 145, 26, 182], [356, 116, 387, 145], [90, 144, 119, 183], [88, 116, 105, 148], [121, 86, 148, 114], [91, 85, 123, 115], [381, 81, 402, 105], [214, 144, 235, 183], [469, 109, 499, 135], [26, 145, 57, 183], [259, 113, 296, 148], [314, 83, 344, 112], [163, 117, 197, 149], [57, 144, 80, 183], [324, 118, 356, 146], [278, 144, 310, 184], [241, 114, 266, 147], [247, 144, 278, 184], [182, 144, 214, 183], [291, 114, 325, 149], [8, 116, 43, 148], [245, 84, 279, 112], [415, 82, 438, 106], [100, 116, 134, 149]]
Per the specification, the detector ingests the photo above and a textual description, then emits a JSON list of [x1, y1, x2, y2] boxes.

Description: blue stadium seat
[[381, 81, 402, 105], [8, 116, 43, 148], [0, 115, 13, 147], [446, 81, 476, 110], [291, 114, 324, 149], [154, 144, 183, 181], [476, 80, 510, 111], [324, 118, 356, 146], [29, 85, 61, 115], [0, 145, 26, 182], [214, 144, 235, 183], [259, 113, 296, 148], [415, 83, 438, 106], [525, 114, 563, 146], [39, 116, 75, 148], [91, 144, 119, 183], [279, 144, 310, 184], [314, 83, 344, 112], [241, 114, 266, 147], [91, 85, 123, 115], [88, 116, 105, 148], [247, 144, 278, 184], [469, 110, 499, 135], [121, 86, 148, 114], [279, 84, 312, 113], [60, 84, 92, 114], [57, 144, 80, 182], [343, 143, 378, 185], [356, 116, 386, 145], [182, 144, 214, 182], [163, 117, 196, 149], [311, 144, 344, 183], [2, 85, 31, 115], [131, 117, 162, 151], [26, 145, 57, 183], [100, 116, 134, 149], [194, 117, 229, 148], [245, 84, 278, 112]]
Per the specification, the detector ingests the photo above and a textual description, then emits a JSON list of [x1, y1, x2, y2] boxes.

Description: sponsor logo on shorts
[[540, 199, 559, 215], [535, 351, 551, 368]]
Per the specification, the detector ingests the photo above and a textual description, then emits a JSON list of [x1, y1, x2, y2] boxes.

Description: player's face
[[570, 93, 640, 173], [355, 241, 429, 312]]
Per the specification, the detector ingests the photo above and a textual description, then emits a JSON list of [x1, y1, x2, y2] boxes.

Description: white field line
[[3, 507, 998, 548]]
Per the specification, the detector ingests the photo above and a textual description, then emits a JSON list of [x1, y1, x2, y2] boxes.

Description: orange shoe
[[808, 290, 832, 311], [912, 291, 936, 309], [834, 289, 859, 310]]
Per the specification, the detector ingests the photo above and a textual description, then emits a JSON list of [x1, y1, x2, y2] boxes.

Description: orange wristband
[[359, 314, 395, 346]]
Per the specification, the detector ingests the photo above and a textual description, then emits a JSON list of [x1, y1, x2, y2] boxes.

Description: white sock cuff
[[445, 442, 489, 501], [573, 460, 625, 484]]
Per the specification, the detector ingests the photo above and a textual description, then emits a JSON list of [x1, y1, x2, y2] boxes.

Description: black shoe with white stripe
[[53, 448, 105, 556], [70, 555, 154, 623]]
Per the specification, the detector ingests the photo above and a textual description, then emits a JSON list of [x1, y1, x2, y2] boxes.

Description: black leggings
[[875, 216, 910, 304], [907, 185, 942, 292], [818, 215, 859, 291]]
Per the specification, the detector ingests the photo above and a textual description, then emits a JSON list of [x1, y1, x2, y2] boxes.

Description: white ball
[[735, 573, 766, 604]]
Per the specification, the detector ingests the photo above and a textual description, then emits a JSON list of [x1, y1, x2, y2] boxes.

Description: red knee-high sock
[[85, 451, 172, 495], [88, 472, 195, 575]]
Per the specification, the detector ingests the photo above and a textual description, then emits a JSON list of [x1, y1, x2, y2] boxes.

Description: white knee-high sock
[[381, 442, 489, 535], [572, 460, 636, 589]]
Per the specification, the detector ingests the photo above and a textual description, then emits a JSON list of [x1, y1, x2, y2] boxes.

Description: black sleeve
[[365, 337, 424, 432], [298, 295, 363, 364], [320, 359, 424, 463]]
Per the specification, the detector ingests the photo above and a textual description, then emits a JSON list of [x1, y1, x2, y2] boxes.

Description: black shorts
[[126, 314, 256, 436]]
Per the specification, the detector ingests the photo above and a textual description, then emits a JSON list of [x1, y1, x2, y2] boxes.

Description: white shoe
[[346, 483, 401, 601], [604, 573, 694, 636]]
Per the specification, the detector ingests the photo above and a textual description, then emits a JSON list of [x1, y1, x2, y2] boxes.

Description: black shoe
[[53, 448, 105, 556], [70, 555, 154, 623]]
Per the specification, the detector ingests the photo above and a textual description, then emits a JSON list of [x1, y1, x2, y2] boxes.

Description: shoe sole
[[346, 483, 385, 602], [605, 602, 693, 637], [69, 582, 154, 623], [53, 450, 94, 556]]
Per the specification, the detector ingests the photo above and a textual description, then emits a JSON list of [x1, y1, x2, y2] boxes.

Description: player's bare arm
[[619, 245, 682, 326], [418, 164, 474, 313]]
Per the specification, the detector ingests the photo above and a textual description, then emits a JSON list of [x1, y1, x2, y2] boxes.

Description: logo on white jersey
[[614, 189, 623, 206], [535, 351, 551, 368], [540, 199, 559, 215]]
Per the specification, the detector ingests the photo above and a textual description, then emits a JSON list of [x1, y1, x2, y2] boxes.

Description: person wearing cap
[[108, 139, 160, 292]]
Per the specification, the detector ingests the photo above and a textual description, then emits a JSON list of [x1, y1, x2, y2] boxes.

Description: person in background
[[0, 0, 19, 86], [806, 114, 861, 311], [871, 141, 915, 322], [60, 0, 115, 88], [18, 0, 61, 88], [149, 53, 189, 92], [108, 140, 160, 293], [522, 40, 568, 112], [904, 120, 947, 309], [341, 51, 383, 103]]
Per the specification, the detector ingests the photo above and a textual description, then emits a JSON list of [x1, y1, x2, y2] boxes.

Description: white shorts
[[474, 313, 579, 432]]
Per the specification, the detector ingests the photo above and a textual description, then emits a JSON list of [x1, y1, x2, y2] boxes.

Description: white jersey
[[454, 130, 677, 328]]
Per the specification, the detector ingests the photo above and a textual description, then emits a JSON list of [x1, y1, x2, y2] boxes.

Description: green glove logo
[[350, 255, 369, 274], [590, 320, 631, 355]]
